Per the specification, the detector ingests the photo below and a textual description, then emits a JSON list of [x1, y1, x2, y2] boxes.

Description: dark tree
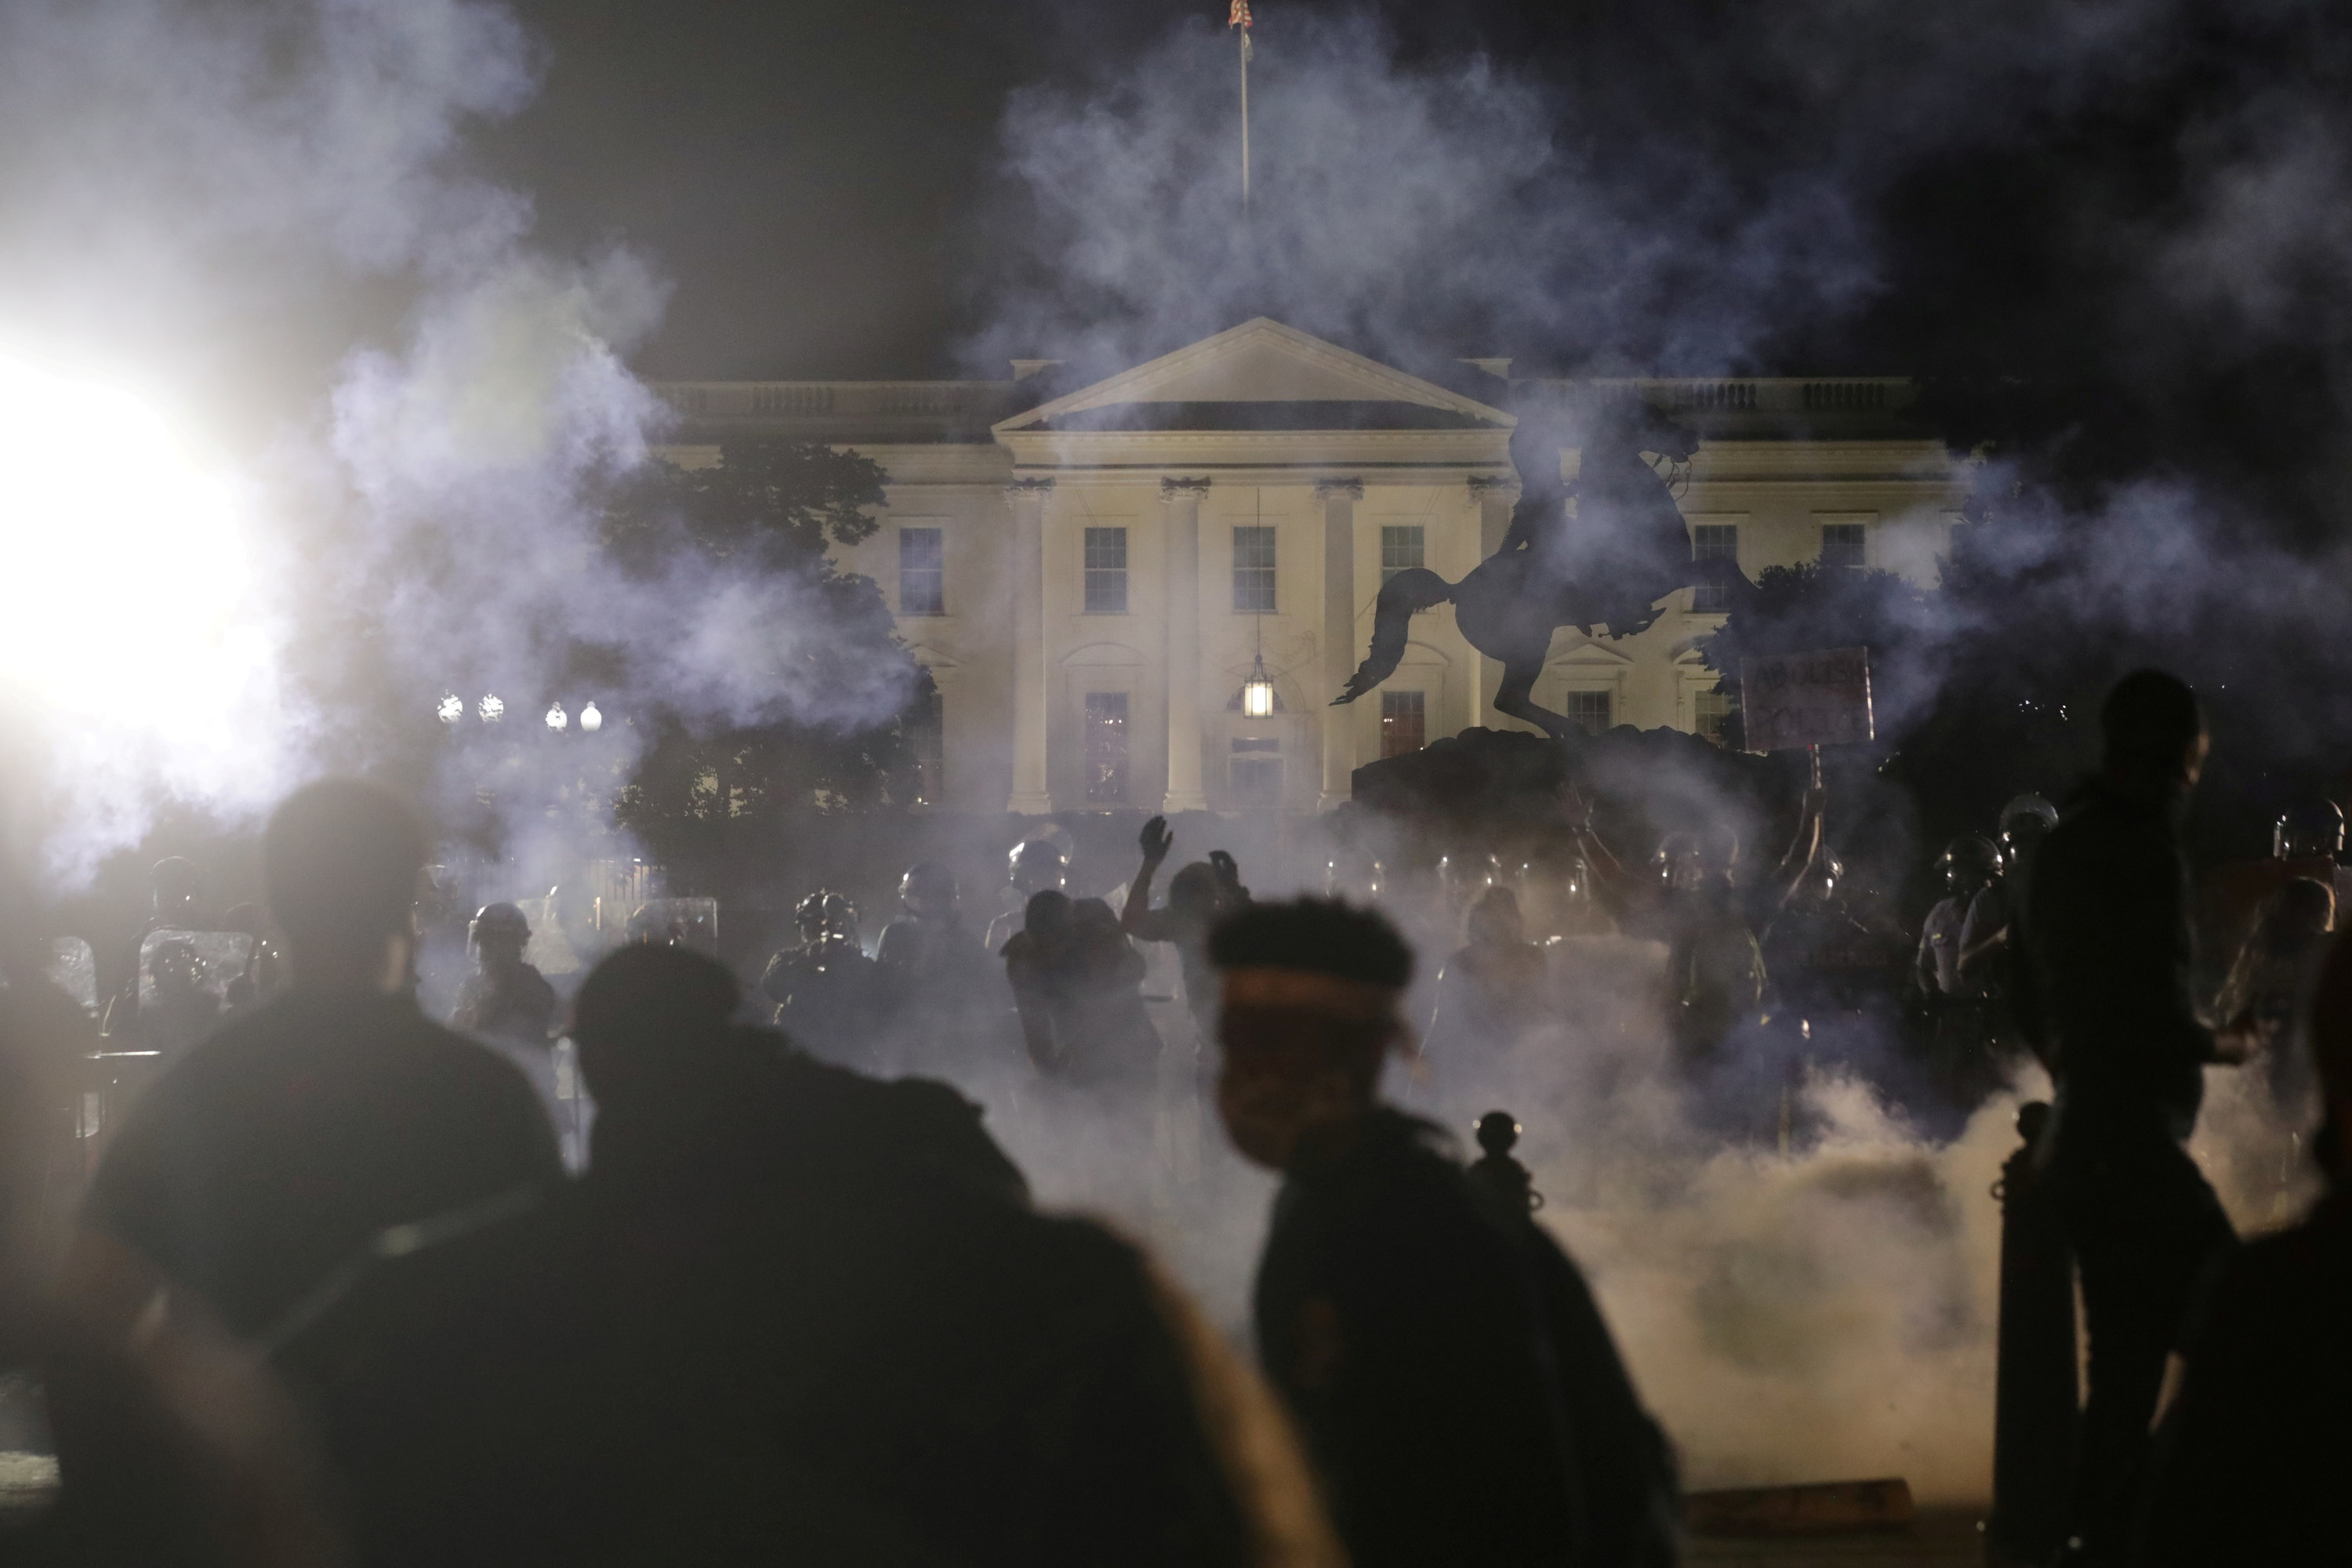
[[601, 439, 930, 852]]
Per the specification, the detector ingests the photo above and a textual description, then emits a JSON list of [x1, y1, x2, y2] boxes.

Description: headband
[[1220, 966, 1402, 1023]]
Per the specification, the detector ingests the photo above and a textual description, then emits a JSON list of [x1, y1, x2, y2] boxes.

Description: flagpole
[[1239, 25, 1251, 211]]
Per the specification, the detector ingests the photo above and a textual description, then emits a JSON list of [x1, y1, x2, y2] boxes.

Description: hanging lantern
[[546, 702, 568, 731], [436, 693, 463, 724], [1240, 653, 1276, 718], [478, 694, 505, 723], [580, 701, 604, 734]]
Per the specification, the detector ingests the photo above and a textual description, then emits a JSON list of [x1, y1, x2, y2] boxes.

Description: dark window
[[1691, 523, 1739, 612], [906, 684, 943, 804], [1693, 690, 1731, 747], [1820, 522, 1867, 572], [898, 528, 946, 615], [1232, 526, 1277, 612], [1083, 692, 1129, 804], [1380, 690, 1426, 757], [1380, 525, 1425, 584], [1231, 755, 1283, 808], [1566, 690, 1612, 735], [1083, 528, 1128, 614]]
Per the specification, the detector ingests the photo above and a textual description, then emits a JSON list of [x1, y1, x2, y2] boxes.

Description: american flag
[[1229, 0, 1250, 27]]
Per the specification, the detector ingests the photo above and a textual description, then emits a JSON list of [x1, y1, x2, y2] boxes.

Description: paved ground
[[1689, 1506, 1994, 1566]]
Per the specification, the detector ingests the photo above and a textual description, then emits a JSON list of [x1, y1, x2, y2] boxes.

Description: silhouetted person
[[74, 779, 562, 1341], [1004, 891, 1160, 1087], [1121, 815, 1250, 1040], [983, 838, 1068, 953], [448, 902, 557, 1045], [759, 888, 884, 1068], [288, 945, 1336, 1568], [2018, 671, 2255, 1566], [2140, 920, 2352, 1566], [1210, 898, 1678, 1568], [875, 861, 1004, 1074], [1425, 886, 1549, 1078], [2214, 877, 2334, 1096]]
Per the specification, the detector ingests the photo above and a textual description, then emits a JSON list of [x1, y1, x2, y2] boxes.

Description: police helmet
[[795, 889, 858, 943], [1007, 839, 1067, 890], [2274, 801, 2347, 862], [1936, 835, 2001, 888], [900, 862, 957, 908], [470, 902, 532, 949]]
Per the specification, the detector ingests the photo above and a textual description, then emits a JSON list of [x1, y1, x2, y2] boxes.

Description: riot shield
[[624, 898, 720, 955]]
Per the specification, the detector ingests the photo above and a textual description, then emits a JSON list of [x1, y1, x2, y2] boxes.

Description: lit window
[[1380, 690, 1426, 757], [1233, 526, 1277, 612], [1083, 692, 1129, 803], [898, 528, 946, 615], [1083, 528, 1128, 614], [906, 683, 943, 804], [1694, 690, 1731, 746], [1820, 522, 1866, 572], [1691, 523, 1739, 612], [1566, 690, 1612, 736]]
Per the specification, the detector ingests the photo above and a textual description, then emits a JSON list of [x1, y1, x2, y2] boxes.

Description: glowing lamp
[[580, 702, 603, 733], [436, 694, 463, 724], [1240, 655, 1276, 718], [479, 694, 505, 723], [546, 702, 568, 731]]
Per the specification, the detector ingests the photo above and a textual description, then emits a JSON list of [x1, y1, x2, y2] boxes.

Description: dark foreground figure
[[1210, 898, 1679, 1568], [2020, 672, 2250, 1566], [75, 782, 563, 1340], [2139, 922, 2352, 1566], [284, 945, 1335, 1568]]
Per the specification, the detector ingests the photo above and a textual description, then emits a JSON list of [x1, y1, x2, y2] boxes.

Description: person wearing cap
[[1210, 897, 1677, 1568], [73, 781, 562, 1341], [2139, 918, 2352, 1565], [2020, 671, 2258, 1566]]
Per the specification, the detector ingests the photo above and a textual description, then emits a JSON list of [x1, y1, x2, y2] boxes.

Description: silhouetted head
[[470, 902, 531, 969], [1023, 888, 1073, 944], [1209, 898, 1414, 1169], [1656, 824, 1739, 891], [900, 862, 958, 922], [1168, 862, 1223, 920], [2100, 670, 2205, 791], [572, 942, 741, 1103], [263, 781, 426, 991], [2259, 878, 2336, 956], [1466, 886, 1524, 948]]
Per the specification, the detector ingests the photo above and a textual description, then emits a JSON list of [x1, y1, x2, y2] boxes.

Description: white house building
[[654, 318, 1965, 817]]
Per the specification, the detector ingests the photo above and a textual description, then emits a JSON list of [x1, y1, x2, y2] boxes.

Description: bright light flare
[[0, 350, 288, 875], [0, 355, 261, 719]]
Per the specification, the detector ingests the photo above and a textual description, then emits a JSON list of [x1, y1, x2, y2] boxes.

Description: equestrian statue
[[1334, 398, 1749, 740]]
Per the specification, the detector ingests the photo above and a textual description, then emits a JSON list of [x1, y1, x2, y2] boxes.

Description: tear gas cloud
[[0, 0, 919, 881]]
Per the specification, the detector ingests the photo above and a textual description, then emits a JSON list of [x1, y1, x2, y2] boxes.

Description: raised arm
[[1121, 817, 1176, 942], [1563, 783, 1648, 915], [1761, 768, 1828, 916]]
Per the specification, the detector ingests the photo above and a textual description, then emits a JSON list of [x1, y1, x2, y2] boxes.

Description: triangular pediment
[[994, 319, 1512, 435]]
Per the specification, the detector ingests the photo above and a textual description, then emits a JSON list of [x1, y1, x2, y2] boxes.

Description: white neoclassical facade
[[655, 319, 1965, 816]]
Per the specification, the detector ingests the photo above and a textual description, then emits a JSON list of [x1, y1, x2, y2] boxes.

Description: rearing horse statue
[[1333, 398, 1746, 740]]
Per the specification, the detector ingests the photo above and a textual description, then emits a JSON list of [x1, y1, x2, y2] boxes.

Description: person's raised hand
[[1139, 815, 1174, 865], [1559, 781, 1594, 833]]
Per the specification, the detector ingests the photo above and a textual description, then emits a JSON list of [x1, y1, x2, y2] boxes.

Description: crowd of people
[[0, 666, 2348, 1563]]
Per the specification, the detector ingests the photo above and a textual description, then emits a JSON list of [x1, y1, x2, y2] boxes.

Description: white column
[[1005, 477, 1054, 815], [1468, 474, 1515, 732], [1316, 477, 1363, 810], [1161, 477, 1210, 813]]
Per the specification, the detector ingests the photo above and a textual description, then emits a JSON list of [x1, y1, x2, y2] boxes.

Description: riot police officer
[[449, 903, 559, 1046], [761, 890, 884, 1069], [983, 839, 1068, 953], [875, 862, 1004, 1075]]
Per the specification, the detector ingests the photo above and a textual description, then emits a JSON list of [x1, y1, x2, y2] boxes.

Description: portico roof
[[990, 318, 1515, 437]]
